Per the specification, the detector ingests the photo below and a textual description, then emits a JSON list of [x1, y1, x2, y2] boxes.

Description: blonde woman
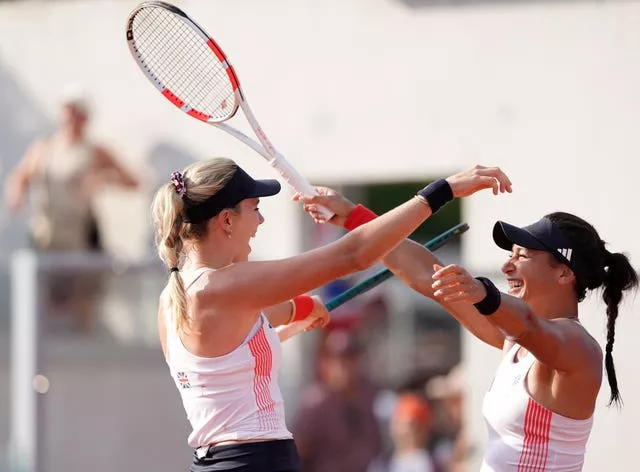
[[152, 157, 510, 472]]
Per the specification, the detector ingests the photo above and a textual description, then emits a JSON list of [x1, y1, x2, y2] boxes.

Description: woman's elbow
[[350, 250, 376, 272]]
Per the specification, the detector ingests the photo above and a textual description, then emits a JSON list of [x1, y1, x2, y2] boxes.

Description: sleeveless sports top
[[32, 136, 96, 251], [481, 343, 593, 471], [163, 267, 292, 448]]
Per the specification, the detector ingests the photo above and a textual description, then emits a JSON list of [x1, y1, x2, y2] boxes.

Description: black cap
[[186, 166, 280, 223], [493, 217, 577, 270]]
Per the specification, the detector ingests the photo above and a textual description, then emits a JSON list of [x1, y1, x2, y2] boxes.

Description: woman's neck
[[183, 247, 234, 272], [528, 291, 578, 321]]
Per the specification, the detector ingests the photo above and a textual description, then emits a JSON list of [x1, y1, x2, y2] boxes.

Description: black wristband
[[417, 179, 454, 214], [474, 277, 502, 316]]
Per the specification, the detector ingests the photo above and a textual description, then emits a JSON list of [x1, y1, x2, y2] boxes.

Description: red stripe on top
[[530, 403, 544, 470], [518, 399, 535, 471], [162, 88, 184, 108], [255, 330, 271, 409], [518, 398, 552, 471], [538, 405, 552, 469], [248, 328, 276, 431], [259, 328, 278, 431], [256, 328, 277, 431]]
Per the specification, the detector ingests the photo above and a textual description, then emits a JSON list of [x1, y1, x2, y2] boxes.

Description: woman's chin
[[239, 247, 252, 262]]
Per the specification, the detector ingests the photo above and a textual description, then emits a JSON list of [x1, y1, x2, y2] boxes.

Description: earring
[[226, 231, 232, 239]]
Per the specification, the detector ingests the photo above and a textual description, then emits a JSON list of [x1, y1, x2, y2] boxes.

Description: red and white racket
[[126, 1, 333, 219]]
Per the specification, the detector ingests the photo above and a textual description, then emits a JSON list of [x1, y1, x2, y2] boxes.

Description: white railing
[[9, 250, 165, 472]]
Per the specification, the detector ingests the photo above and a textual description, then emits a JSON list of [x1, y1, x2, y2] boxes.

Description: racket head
[[126, 1, 241, 123]]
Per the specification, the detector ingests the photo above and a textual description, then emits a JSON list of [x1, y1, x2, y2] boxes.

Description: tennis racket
[[277, 222, 470, 342], [125, 1, 333, 219]]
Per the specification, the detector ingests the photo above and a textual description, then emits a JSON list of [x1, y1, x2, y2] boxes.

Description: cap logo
[[558, 248, 573, 261]]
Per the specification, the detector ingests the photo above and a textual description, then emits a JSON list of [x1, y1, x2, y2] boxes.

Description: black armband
[[474, 277, 502, 315], [416, 179, 454, 214]]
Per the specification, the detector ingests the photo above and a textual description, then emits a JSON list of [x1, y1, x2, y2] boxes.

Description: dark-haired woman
[[300, 187, 638, 472]]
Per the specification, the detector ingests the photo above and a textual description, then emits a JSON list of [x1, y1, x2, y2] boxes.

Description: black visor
[[493, 217, 577, 270], [186, 166, 280, 224]]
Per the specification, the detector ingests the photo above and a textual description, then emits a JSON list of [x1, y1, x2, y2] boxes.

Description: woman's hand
[[431, 264, 487, 304], [446, 165, 512, 198], [305, 295, 330, 330], [293, 187, 357, 226]]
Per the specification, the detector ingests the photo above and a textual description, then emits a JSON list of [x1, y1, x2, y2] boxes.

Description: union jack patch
[[176, 371, 191, 389]]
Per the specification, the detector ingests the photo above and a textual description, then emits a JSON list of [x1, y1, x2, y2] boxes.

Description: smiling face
[[227, 197, 264, 262], [501, 245, 573, 306]]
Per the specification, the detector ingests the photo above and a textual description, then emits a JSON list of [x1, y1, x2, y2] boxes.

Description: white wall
[[1, 0, 640, 470]]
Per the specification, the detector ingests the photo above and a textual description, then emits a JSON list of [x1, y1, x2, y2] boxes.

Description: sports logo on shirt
[[176, 371, 191, 389]]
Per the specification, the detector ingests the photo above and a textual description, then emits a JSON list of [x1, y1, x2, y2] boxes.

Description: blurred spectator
[[3, 88, 139, 332], [292, 329, 382, 472], [426, 365, 468, 472], [387, 393, 436, 472]]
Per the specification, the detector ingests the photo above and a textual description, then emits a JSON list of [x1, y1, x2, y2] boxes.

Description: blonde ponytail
[[151, 157, 239, 333], [152, 183, 191, 333]]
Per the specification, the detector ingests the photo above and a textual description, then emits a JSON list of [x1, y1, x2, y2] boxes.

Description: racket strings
[[138, 9, 230, 116], [130, 6, 235, 120], [134, 8, 231, 116], [134, 12, 205, 98]]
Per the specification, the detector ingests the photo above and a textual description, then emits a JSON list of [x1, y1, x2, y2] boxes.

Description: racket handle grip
[[269, 157, 335, 221], [276, 317, 316, 343]]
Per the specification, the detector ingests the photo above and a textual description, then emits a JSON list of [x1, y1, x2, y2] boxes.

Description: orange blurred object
[[394, 394, 432, 427]]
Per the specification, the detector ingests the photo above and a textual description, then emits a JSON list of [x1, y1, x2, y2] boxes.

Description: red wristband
[[343, 204, 377, 231], [292, 295, 315, 322]]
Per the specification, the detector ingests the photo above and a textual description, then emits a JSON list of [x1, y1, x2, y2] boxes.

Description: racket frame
[[126, 1, 332, 217]]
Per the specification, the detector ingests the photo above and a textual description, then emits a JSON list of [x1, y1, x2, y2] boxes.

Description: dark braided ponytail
[[601, 249, 638, 406], [546, 213, 638, 407]]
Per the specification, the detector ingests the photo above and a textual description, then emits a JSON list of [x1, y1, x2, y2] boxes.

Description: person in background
[[426, 366, 468, 472], [388, 393, 436, 472], [293, 329, 382, 472], [4, 89, 139, 332]]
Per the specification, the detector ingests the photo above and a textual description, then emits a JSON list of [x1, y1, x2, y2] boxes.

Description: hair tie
[[170, 267, 179, 273], [170, 171, 186, 197]]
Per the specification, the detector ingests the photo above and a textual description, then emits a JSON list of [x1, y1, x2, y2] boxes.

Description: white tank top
[[481, 343, 593, 472], [164, 268, 292, 448]]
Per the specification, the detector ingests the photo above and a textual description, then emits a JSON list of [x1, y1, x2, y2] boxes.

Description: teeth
[[508, 280, 523, 288]]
